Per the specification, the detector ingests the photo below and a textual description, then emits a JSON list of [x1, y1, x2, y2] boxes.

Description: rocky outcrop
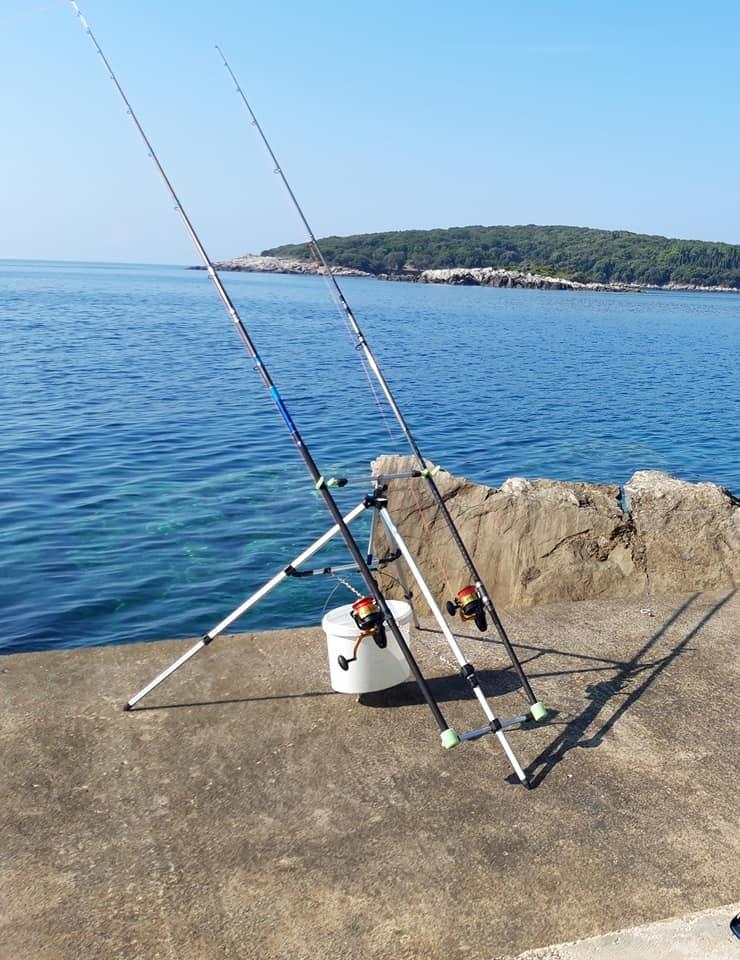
[[371, 455, 738, 610], [625, 471, 740, 592], [192, 254, 371, 277], [419, 267, 633, 292], [194, 257, 740, 293]]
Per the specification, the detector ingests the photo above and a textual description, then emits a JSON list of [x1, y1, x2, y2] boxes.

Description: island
[[196, 224, 740, 292]]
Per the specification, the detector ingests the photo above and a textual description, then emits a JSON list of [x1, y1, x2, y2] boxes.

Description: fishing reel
[[446, 585, 487, 633], [337, 597, 388, 671]]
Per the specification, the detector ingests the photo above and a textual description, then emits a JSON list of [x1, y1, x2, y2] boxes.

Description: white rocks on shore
[[201, 254, 371, 277], [419, 267, 633, 292], [371, 455, 739, 610]]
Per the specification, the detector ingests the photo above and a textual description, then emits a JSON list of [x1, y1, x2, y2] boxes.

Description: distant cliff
[[262, 224, 740, 290]]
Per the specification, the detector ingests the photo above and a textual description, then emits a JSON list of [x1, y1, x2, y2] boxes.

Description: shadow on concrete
[[129, 690, 340, 711], [418, 625, 641, 681], [527, 589, 736, 788], [357, 666, 523, 708], [131, 667, 524, 713]]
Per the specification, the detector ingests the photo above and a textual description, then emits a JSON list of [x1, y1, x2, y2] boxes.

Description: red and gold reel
[[351, 597, 382, 633], [446, 585, 488, 632]]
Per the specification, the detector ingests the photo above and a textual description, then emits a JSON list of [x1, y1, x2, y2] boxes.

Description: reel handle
[[338, 625, 387, 671], [337, 654, 357, 671]]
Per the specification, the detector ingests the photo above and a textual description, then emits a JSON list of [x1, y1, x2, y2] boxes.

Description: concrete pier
[[1, 591, 738, 959]]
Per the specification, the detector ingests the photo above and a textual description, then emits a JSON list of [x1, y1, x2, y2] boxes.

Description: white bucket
[[322, 599, 413, 694]]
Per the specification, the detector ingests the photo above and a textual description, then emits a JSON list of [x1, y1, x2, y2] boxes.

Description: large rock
[[625, 470, 740, 592], [371, 455, 738, 610]]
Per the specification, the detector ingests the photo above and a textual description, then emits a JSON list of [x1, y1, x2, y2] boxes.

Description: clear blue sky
[[2, 0, 739, 263]]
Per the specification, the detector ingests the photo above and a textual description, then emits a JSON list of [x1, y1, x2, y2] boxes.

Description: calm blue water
[[2, 260, 738, 654]]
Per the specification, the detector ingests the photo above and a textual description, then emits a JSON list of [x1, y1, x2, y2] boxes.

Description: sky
[[2, 0, 740, 264]]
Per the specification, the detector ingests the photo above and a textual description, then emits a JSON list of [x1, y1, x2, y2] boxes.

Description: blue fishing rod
[[216, 47, 548, 723], [68, 1, 459, 748]]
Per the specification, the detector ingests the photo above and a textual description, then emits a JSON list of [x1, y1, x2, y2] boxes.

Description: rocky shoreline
[[372, 456, 739, 610], [195, 254, 740, 293], [191, 254, 372, 278], [417, 266, 630, 291]]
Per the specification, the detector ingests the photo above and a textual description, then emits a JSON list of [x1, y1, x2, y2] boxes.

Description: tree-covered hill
[[263, 225, 740, 288]]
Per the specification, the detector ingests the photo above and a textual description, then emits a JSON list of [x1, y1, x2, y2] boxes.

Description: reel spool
[[446, 585, 487, 632], [337, 597, 388, 671]]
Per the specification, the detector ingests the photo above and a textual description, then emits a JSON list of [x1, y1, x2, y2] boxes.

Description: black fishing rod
[[68, 1, 459, 747], [216, 47, 547, 721]]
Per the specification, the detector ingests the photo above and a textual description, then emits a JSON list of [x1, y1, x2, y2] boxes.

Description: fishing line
[[314, 261, 401, 451], [68, 0, 457, 743], [320, 579, 353, 620], [215, 48, 545, 712], [214, 46, 456, 594], [215, 46, 401, 451]]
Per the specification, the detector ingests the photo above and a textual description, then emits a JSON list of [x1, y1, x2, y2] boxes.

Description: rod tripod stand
[[126, 479, 548, 788], [70, 5, 549, 787]]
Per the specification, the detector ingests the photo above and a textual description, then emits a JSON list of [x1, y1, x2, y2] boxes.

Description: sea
[[1, 259, 738, 654]]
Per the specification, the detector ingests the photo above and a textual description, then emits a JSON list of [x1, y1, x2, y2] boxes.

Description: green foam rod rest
[[529, 701, 548, 722], [440, 728, 461, 749]]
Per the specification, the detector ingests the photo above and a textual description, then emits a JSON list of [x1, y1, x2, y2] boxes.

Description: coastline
[[192, 255, 740, 294]]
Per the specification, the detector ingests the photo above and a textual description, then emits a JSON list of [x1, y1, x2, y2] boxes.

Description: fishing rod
[[216, 47, 548, 722], [68, 1, 459, 748]]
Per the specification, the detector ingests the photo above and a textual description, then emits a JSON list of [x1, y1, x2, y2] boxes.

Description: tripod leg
[[378, 508, 530, 786], [124, 501, 369, 710], [370, 508, 422, 629], [365, 506, 377, 567], [394, 558, 421, 630], [124, 638, 209, 710]]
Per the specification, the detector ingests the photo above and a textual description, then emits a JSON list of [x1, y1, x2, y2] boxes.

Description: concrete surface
[[504, 903, 740, 959], [1, 590, 738, 960]]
